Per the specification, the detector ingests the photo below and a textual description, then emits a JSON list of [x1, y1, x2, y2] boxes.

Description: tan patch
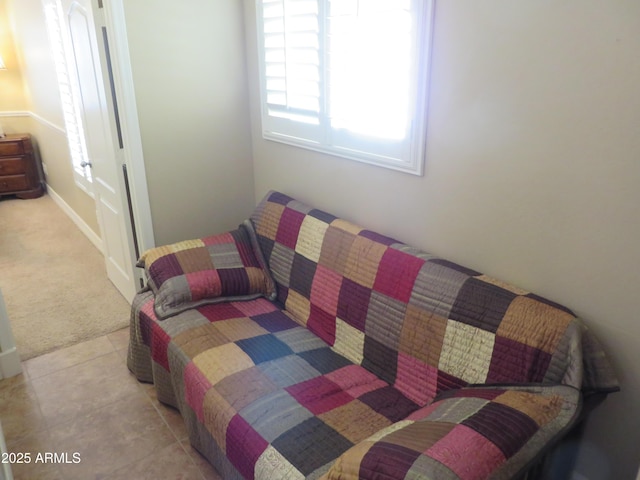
[[399, 305, 447, 367], [333, 318, 365, 365], [296, 215, 330, 262], [325, 441, 375, 480], [216, 367, 278, 412], [318, 226, 357, 274], [193, 343, 254, 386], [319, 400, 391, 444], [496, 296, 574, 354], [285, 290, 311, 326], [214, 317, 270, 342], [203, 387, 236, 451], [256, 202, 286, 240], [173, 323, 231, 359], [344, 236, 387, 288], [174, 247, 213, 274], [438, 320, 495, 384], [494, 390, 564, 427]]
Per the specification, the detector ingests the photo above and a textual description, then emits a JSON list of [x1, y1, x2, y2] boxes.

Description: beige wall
[[122, 0, 255, 245], [3, 0, 100, 235], [0, 0, 26, 112], [246, 1, 640, 478]]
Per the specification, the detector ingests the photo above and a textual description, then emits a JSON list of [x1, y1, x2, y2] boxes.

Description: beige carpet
[[0, 194, 130, 360]]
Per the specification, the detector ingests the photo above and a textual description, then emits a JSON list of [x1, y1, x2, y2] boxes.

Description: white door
[[60, 0, 140, 302]]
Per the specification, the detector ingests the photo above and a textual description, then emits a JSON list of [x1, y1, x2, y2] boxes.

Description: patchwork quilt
[[128, 191, 618, 480]]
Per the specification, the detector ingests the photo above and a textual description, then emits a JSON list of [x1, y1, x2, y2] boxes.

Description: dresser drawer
[[0, 157, 26, 176], [0, 141, 24, 156], [0, 175, 29, 193]]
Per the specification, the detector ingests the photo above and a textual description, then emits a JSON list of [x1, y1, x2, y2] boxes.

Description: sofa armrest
[[323, 385, 580, 480]]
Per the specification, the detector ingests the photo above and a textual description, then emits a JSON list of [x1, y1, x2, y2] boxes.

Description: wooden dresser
[[0, 134, 44, 199]]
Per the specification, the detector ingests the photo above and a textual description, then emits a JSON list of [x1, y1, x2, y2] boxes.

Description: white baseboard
[[46, 185, 103, 252]]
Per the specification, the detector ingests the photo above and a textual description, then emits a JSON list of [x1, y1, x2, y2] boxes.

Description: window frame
[[255, 0, 435, 176], [42, 0, 94, 195]]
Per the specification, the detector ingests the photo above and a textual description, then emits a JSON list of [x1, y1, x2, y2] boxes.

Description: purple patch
[[275, 208, 306, 249], [226, 414, 269, 480], [148, 254, 184, 287], [360, 442, 422, 478], [337, 278, 371, 332], [462, 402, 538, 458], [487, 336, 551, 384]]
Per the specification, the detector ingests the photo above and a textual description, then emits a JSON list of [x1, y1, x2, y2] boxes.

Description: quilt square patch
[[274, 327, 328, 354], [359, 442, 422, 478], [241, 390, 314, 443], [215, 366, 279, 412], [310, 265, 343, 316], [344, 235, 387, 288], [373, 247, 425, 303], [275, 207, 306, 250], [461, 402, 538, 458], [226, 414, 269, 480], [252, 310, 300, 333], [319, 400, 392, 443], [236, 334, 294, 364], [318, 225, 357, 274], [487, 336, 551, 384], [213, 317, 269, 342], [359, 386, 419, 423], [426, 424, 506, 480], [362, 336, 398, 386], [438, 320, 495, 385], [333, 318, 365, 365], [259, 355, 322, 388], [172, 323, 231, 359], [409, 260, 470, 319], [298, 348, 353, 375], [395, 352, 438, 406], [289, 253, 318, 299], [307, 304, 337, 346], [449, 278, 517, 333], [272, 417, 353, 476], [337, 277, 371, 332], [193, 343, 255, 386], [365, 292, 406, 351], [255, 201, 285, 240], [399, 305, 447, 367], [324, 365, 385, 398], [286, 375, 353, 415], [255, 446, 305, 479], [496, 296, 574, 354], [295, 215, 330, 262]]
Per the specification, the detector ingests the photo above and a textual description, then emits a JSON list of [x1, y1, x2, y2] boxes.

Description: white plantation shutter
[[257, 0, 434, 175], [43, 0, 92, 189]]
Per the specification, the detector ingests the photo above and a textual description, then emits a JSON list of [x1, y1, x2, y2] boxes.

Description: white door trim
[[99, 0, 155, 256]]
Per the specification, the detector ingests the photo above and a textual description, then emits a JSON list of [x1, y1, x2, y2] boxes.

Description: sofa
[[128, 190, 619, 480]]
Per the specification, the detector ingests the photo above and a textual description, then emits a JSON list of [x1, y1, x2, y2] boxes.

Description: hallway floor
[[0, 328, 222, 479]]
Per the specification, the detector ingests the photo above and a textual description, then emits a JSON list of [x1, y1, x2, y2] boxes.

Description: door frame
[[96, 0, 155, 260]]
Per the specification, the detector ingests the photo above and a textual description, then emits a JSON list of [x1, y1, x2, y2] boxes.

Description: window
[[43, 0, 93, 193], [256, 0, 434, 175]]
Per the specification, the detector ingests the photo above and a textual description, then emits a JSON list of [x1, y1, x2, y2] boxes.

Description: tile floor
[[0, 328, 223, 480]]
